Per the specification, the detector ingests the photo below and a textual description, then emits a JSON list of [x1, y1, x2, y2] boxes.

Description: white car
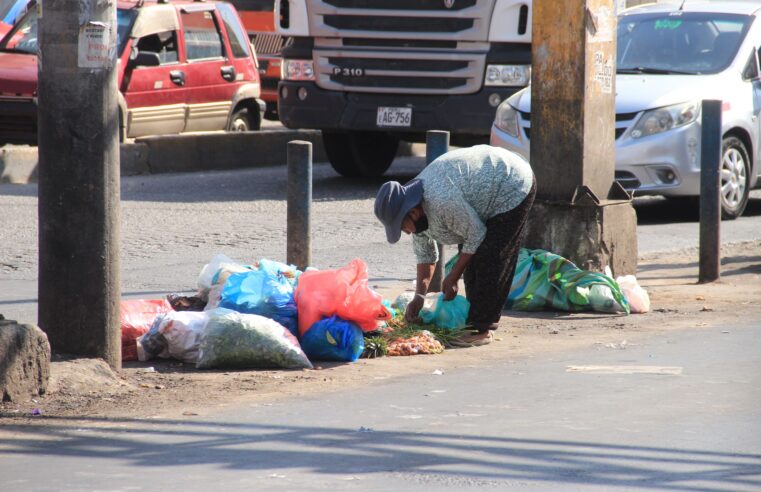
[[491, 0, 761, 219]]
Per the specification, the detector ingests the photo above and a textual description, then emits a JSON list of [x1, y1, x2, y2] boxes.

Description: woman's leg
[[464, 181, 536, 331]]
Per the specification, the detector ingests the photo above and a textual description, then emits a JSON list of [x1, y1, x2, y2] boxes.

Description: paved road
[[1, 155, 760, 325], [1, 320, 759, 491]]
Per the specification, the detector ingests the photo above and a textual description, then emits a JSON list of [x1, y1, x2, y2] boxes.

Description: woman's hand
[[404, 295, 424, 323], [442, 273, 459, 301]]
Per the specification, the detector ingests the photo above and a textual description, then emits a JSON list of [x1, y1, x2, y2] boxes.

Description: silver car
[[491, 0, 761, 219]]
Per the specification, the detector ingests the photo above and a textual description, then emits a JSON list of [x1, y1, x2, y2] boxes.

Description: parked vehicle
[[273, 0, 533, 177], [0, 0, 264, 145], [491, 1, 761, 219], [0, 0, 29, 38], [229, 0, 290, 120]]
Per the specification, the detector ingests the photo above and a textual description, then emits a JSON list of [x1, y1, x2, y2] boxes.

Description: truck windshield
[[0, 7, 136, 56], [617, 12, 752, 75]]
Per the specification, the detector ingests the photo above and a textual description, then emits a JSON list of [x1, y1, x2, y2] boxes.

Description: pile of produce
[[361, 314, 466, 358]]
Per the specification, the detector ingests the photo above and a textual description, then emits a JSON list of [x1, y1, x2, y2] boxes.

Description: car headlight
[[485, 65, 531, 87], [282, 59, 315, 81], [630, 101, 700, 139], [494, 101, 520, 138]]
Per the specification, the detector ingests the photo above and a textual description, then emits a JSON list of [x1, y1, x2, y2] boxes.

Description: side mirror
[[129, 50, 161, 68]]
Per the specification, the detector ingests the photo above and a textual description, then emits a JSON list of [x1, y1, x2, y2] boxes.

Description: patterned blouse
[[412, 145, 534, 264]]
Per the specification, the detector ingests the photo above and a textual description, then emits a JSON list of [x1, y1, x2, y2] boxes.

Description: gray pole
[[37, 0, 121, 368], [699, 100, 722, 283], [287, 140, 312, 271], [425, 130, 449, 292]]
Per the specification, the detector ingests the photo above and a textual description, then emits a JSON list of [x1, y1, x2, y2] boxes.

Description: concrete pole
[[425, 130, 449, 292], [527, 0, 637, 276], [37, 0, 121, 368], [287, 140, 312, 271], [699, 100, 722, 283]]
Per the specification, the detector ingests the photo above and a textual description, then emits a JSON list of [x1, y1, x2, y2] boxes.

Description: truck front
[[275, 0, 532, 177]]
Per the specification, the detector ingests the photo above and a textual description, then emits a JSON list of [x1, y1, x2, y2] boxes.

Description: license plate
[[377, 106, 412, 127]]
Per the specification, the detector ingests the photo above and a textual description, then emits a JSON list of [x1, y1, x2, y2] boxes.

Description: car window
[[217, 2, 250, 58], [117, 8, 138, 55], [617, 12, 752, 75], [135, 30, 179, 65], [0, 7, 134, 55], [181, 9, 225, 61], [0, 5, 35, 53]]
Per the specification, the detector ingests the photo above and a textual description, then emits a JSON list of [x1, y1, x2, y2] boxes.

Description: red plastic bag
[[121, 299, 172, 361], [294, 259, 391, 335]]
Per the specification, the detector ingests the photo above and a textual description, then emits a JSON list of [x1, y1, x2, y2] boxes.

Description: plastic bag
[[258, 258, 302, 287], [587, 284, 628, 314], [505, 249, 630, 314], [294, 259, 391, 335], [419, 293, 470, 329], [616, 275, 651, 313], [197, 309, 312, 370], [300, 316, 365, 362], [137, 310, 211, 363], [197, 254, 249, 292], [218, 266, 298, 336], [120, 299, 172, 361], [392, 292, 415, 314]]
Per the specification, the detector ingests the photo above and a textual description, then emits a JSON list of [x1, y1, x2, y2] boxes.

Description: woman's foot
[[450, 330, 493, 347]]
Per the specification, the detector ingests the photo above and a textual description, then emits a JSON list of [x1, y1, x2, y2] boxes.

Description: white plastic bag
[[587, 284, 628, 313], [616, 275, 650, 313], [197, 254, 251, 307], [137, 311, 211, 363]]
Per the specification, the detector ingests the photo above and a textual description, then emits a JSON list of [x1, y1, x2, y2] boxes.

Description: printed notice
[[593, 51, 613, 94], [78, 22, 115, 69]]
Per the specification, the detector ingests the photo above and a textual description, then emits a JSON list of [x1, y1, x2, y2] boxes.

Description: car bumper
[[490, 120, 704, 197], [279, 81, 521, 137], [0, 97, 37, 144]]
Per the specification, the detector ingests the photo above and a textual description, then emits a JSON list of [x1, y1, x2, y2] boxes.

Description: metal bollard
[[699, 100, 722, 283], [287, 140, 312, 271], [425, 130, 450, 292]]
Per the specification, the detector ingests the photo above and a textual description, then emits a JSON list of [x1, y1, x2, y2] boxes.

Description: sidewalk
[[1, 240, 758, 421]]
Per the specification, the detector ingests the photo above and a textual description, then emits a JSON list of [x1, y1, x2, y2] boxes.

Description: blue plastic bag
[[219, 268, 299, 336], [300, 316, 365, 362], [419, 293, 470, 330]]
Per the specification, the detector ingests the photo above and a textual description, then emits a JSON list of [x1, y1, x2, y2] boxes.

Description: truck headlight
[[630, 101, 700, 139], [494, 101, 520, 138], [485, 65, 531, 87], [282, 59, 315, 81]]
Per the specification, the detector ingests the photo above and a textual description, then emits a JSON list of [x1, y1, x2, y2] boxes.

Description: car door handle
[[169, 70, 185, 86], [221, 66, 236, 82]]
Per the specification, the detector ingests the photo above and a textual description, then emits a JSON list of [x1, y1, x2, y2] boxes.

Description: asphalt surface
[[1, 155, 760, 326], [1, 321, 759, 491]]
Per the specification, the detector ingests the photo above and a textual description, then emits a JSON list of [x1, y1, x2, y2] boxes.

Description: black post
[[699, 100, 722, 283], [425, 130, 450, 292], [38, 0, 121, 368], [287, 140, 312, 271]]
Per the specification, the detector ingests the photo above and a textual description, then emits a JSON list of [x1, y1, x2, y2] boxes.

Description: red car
[[0, 0, 264, 145]]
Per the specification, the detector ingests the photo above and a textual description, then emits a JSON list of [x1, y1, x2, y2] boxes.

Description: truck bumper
[[278, 81, 521, 137]]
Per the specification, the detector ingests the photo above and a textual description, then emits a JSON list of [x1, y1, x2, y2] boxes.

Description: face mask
[[413, 215, 429, 233]]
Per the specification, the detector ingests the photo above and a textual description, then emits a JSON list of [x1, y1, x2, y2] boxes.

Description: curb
[[1, 130, 330, 184]]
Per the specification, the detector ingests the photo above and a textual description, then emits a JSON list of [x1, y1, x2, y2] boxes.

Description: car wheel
[[322, 130, 399, 178], [228, 108, 253, 132], [719, 136, 750, 220]]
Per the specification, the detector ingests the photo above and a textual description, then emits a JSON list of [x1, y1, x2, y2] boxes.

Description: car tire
[[322, 130, 399, 178], [720, 136, 750, 220], [227, 107, 258, 132]]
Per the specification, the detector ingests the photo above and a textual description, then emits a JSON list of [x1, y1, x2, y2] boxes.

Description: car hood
[[0, 51, 37, 95], [510, 74, 727, 114]]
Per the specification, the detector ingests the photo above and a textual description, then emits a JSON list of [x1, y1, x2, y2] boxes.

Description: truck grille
[[253, 33, 290, 55], [322, 0, 477, 11], [323, 15, 474, 33], [308, 0, 510, 94]]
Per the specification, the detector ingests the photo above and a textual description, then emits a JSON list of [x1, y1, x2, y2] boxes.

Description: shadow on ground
[[1, 417, 759, 491]]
